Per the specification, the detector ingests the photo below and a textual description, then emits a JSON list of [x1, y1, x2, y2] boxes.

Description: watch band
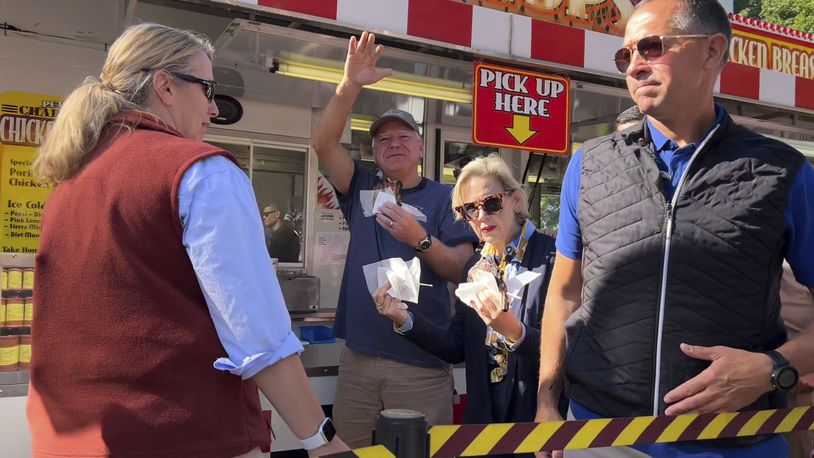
[[300, 417, 332, 450], [765, 349, 790, 368], [765, 349, 798, 391], [414, 232, 432, 252]]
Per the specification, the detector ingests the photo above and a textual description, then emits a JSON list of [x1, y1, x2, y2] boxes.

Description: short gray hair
[[639, 0, 731, 64]]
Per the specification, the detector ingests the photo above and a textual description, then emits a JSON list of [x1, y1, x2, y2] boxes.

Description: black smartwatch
[[414, 233, 432, 253], [765, 350, 799, 392], [300, 417, 336, 450]]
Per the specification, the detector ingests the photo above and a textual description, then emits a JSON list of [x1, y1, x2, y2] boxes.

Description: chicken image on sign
[[473, 63, 571, 154]]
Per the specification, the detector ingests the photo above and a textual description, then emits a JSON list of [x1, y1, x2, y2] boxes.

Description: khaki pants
[[333, 347, 453, 449]]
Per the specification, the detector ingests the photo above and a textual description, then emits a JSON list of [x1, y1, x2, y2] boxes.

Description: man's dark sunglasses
[[168, 71, 217, 102], [613, 34, 711, 73], [456, 192, 510, 221]]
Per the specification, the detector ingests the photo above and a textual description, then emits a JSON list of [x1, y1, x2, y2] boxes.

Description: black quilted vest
[[566, 113, 806, 419]]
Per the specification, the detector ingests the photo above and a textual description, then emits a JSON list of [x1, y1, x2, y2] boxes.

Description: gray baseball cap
[[369, 109, 420, 137]]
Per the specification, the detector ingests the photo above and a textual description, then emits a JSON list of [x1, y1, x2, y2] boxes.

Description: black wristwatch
[[765, 350, 799, 392], [300, 417, 336, 450], [414, 232, 432, 253]]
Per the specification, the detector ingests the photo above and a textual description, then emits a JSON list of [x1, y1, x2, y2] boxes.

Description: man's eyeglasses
[[456, 192, 510, 221], [168, 71, 217, 102], [613, 34, 711, 73]]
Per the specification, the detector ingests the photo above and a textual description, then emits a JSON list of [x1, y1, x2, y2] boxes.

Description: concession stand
[[0, 0, 812, 454]]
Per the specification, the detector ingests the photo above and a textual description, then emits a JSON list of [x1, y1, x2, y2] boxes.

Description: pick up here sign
[[473, 63, 571, 154]]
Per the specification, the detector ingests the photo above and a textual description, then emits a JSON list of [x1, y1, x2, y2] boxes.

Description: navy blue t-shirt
[[333, 162, 478, 368]]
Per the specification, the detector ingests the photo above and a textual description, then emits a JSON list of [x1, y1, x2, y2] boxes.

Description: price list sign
[[0, 91, 60, 253]]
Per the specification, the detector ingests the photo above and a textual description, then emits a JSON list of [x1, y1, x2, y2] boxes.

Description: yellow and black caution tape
[[321, 444, 396, 458], [429, 406, 814, 457], [323, 406, 814, 457]]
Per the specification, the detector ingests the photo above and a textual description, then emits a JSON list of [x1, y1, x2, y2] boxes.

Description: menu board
[[0, 91, 61, 253]]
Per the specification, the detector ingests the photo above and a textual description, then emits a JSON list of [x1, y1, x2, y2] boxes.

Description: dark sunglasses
[[456, 192, 510, 221], [613, 34, 711, 73], [168, 71, 217, 102]]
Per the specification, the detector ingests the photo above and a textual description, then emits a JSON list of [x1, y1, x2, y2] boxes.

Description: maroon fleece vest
[[28, 112, 270, 457]]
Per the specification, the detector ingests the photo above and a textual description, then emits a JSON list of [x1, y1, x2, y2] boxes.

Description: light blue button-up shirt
[[178, 155, 304, 380]]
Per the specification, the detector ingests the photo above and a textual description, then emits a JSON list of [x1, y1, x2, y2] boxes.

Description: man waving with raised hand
[[312, 32, 477, 449]]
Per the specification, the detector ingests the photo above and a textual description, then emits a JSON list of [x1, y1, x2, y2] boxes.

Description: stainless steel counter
[[291, 311, 342, 377], [289, 310, 336, 323], [0, 311, 341, 398], [0, 371, 29, 398]]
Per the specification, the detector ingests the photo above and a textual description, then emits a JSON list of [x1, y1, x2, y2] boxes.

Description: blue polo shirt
[[556, 105, 814, 457], [333, 162, 478, 368], [557, 105, 814, 286]]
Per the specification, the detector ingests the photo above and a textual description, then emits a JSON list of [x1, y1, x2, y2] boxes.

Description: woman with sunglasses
[[29, 23, 347, 457], [373, 156, 559, 452]]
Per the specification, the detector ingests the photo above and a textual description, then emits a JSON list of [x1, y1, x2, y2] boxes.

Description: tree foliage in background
[[537, 194, 560, 234], [734, 0, 814, 33], [734, 0, 762, 18]]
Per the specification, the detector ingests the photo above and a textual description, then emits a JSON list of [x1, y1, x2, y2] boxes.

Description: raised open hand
[[344, 31, 393, 87]]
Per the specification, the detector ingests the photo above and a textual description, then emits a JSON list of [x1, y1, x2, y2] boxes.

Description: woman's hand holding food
[[470, 287, 523, 342], [372, 282, 409, 327]]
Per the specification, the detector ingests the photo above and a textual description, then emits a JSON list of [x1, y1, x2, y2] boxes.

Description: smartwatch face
[[323, 418, 337, 441], [777, 367, 799, 391]]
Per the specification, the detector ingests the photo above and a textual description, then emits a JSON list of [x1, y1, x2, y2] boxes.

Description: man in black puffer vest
[[535, 1, 814, 457]]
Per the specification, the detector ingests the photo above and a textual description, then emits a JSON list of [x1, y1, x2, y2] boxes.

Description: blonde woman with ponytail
[[29, 23, 347, 458], [34, 23, 202, 184]]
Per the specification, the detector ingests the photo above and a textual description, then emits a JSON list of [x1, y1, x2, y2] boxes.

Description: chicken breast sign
[[473, 63, 571, 154]]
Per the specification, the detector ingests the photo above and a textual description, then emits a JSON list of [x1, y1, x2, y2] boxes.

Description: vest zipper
[[650, 124, 721, 416]]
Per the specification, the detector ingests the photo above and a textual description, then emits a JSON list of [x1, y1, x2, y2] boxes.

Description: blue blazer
[[403, 231, 556, 424]]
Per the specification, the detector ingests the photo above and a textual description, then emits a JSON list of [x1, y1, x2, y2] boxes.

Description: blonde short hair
[[34, 23, 213, 185], [451, 155, 529, 221]]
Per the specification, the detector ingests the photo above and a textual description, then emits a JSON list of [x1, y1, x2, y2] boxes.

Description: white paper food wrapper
[[360, 189, 427, 222], [455, 269, 540, 308], [362, 257, 422, 303]]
